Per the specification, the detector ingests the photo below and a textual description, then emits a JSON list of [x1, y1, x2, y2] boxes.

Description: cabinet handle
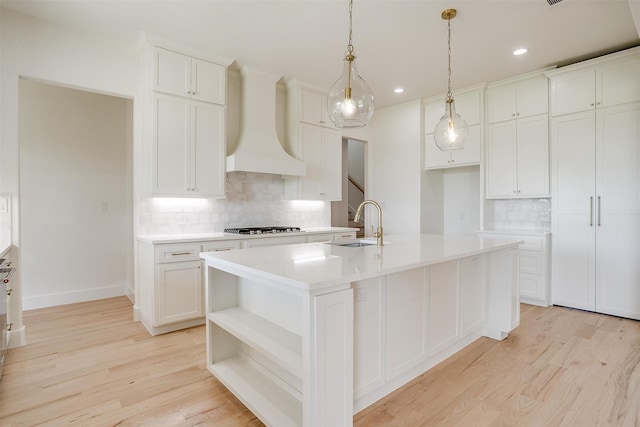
[[341, 234, 352, 238], [597, 196, 601, 226], [171, 251, 192, 256], [6, 289, 12, 296], [7, 323, 12, 331], [512, 113, 516, 117], [589, 196, 594, 226]]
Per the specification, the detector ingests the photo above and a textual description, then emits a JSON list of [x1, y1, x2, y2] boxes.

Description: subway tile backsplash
[[138, 172, 330, 235], [484, 198, 551, 231]]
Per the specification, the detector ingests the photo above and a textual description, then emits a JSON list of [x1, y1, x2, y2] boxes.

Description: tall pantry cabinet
[[547, 47, 640, 319]]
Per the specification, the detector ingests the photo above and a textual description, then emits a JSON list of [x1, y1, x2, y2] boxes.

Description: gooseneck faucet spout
[[354, 200, 384, 246]]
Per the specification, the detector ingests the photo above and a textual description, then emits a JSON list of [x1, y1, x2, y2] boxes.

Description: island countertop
[[200, 233, 520, 292]]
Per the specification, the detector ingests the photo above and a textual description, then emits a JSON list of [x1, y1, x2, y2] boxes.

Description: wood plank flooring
[[1, 297, 639, 426]]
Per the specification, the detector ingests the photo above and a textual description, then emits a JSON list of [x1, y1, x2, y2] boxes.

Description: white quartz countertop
[[478, 229, 551, 237], [200, 234, 520, 292], [137, 227, 358, 244]]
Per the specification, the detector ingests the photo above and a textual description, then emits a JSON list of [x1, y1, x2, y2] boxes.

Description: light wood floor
[[1, 298, 639, 426]]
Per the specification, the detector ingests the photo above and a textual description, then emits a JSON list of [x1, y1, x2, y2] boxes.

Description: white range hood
[[226, 67, 306, 176]]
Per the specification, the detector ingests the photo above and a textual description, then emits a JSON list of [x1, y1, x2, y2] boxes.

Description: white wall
[[1, 9, 140, 343], [19, 80, 133, 310], [366, 100, 422, 235]]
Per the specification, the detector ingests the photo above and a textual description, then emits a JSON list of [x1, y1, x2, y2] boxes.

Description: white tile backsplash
[[138, 172, 331, 235], [484, 198, 551, 231]]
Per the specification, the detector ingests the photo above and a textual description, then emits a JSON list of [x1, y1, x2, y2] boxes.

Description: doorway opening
[[332, 137, 366, 238], [19, 79, 134, 310]]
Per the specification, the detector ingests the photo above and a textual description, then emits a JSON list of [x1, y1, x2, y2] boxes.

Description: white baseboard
[[22, 284, 128, 311], [8, 325, 27, 348]]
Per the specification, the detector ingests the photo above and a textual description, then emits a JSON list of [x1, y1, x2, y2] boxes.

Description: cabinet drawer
[[157, 244, 202, 263], [202, 241, 241, 252], [520, 250, 543, 275], [518, 238, 543, 251]]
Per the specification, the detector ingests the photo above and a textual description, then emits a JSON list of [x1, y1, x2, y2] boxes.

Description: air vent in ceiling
[[547, 0, 563, 5]]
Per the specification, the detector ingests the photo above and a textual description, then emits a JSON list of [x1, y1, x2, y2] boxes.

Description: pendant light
[[327, 0, 374, 128], [434, 9, 468, 151]]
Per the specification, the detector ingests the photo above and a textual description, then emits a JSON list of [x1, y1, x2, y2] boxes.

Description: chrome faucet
[[354, 200, 384, 246]]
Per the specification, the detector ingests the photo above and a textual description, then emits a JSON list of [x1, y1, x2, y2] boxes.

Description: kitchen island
[[200, 234, 520, 427]]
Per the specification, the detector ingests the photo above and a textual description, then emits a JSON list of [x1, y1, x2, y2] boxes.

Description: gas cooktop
[[224, 226, 302, 235]]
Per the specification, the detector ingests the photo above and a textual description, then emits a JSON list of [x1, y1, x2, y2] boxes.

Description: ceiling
[[3, 0, 640, 109]]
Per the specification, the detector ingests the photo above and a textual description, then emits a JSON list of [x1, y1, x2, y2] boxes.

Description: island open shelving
[[201, 234, 520, 427]]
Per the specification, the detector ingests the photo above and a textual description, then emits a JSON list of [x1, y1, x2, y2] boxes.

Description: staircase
[[348, 207, 365, 238]]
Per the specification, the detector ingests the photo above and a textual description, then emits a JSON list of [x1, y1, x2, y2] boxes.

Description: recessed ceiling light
[[394, 88, 404, 94], [513, 48, 528, 56]]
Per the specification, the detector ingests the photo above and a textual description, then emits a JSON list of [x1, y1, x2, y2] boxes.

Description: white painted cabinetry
[[153, 47, 226, 104], [548, 47, 640, 319], [424, 87, 483, 169], [138, 239, 242, 335], [479, 231, 550, 306], [148, 46, 229, 197], [486, 75, 550, 198], [285, 82, 343, 201], [152, 93, 225, 196]]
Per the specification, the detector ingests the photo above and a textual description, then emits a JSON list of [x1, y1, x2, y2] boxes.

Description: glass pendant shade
[[434, 97, 468, 151], [327, 55, 375, 128]]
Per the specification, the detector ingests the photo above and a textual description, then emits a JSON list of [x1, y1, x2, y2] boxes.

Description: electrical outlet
[[177, 214, 188, 224], [354, 287, 367, 303], [100, 202, 109, 212]]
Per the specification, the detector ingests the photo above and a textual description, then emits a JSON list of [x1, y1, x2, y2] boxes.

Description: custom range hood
[[226, 67, 306, 176]]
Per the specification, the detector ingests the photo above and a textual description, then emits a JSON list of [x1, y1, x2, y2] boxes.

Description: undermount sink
[[327, 239, 377, 247]]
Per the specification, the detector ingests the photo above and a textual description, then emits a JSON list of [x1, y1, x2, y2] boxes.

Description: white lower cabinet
[[157, 260, 203, 325], [478, 232, 550, 307]]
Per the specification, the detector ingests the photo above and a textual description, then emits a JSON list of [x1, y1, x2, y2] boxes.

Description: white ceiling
[[3, 0, 639, 109]]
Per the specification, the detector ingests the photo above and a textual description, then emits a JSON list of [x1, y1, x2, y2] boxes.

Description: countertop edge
[[138, 227, 359, 244]]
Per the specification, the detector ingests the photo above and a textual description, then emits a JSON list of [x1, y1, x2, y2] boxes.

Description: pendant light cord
[[347, 0, 354, 55], [446, 14, 452, 99]]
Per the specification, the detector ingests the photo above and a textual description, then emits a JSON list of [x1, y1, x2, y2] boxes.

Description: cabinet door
[[157, 260, 203, 325], [424, 99, 446, 133], [551, 111, 596, 310], [597, 58, 640, 109], [451, 125, 481, 167], [153, 93, 189, 194], [455, 90, 481, 126], [320, 128, 343, 200], [298, 123, 323, 198], [595, 103, 640, 319], [190, 58, 226, 104], [516, 114, 549, 197], [516, 76, 549, 118], [428, 261, 459, 355], [459, 256, 483, 337], [424, 134, 452, 169], [386, 268, 428, 380], [153, 47, 190, 97], [487, 84, 517, 123], [190, 101, 225, 197], [299, 89, 324, 126], [486, 121, 517, 198], [550, 69, 596, 116], [353, 278, 385, 399]]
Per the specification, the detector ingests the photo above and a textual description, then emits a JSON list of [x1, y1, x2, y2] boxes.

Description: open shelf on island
[[207, 308, 303, 378], [210, 356, 302, 427]]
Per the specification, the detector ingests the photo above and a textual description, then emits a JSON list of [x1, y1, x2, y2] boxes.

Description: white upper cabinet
[[153, 47, 226, 105], [147, 43, 229, 197], [285, 81, 343, 201], [485, 74, 550, 198], [487, 75, 548, 123], [424, 86, 483, 170], [153, 94, 225, 197], [548, 48, 640, 116], [298, 88, 337, 129]]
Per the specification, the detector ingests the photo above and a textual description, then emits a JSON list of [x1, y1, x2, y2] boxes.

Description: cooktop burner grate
[[224, 226, 302, 235]]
